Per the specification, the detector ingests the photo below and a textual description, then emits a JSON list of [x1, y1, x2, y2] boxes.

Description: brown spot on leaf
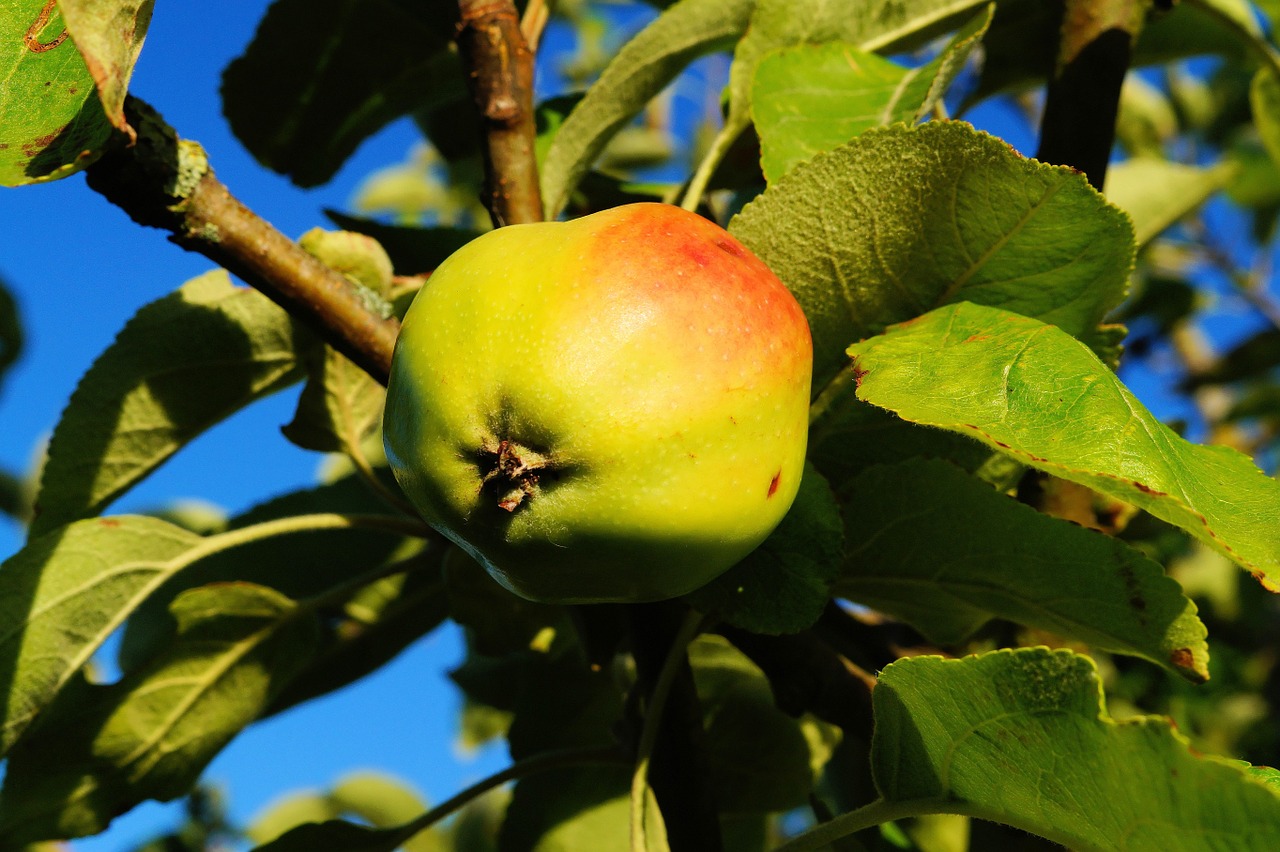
[[1169, 648, 1194, 671], [1134, 482, 1166, 497]]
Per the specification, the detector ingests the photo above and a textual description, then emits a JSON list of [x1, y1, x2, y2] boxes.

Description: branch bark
[[85, 98, 400, 384], [1035, 0, 1143, 189], [457, 0, 543, 226]]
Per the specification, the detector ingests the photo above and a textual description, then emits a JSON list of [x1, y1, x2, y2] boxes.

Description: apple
[[383, 203, 812, 604]]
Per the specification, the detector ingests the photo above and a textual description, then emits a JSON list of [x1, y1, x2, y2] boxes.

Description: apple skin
[[383, 203, 812, 604]]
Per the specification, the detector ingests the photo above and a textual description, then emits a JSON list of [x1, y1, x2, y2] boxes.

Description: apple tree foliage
[[4, 0, 1280, 850]]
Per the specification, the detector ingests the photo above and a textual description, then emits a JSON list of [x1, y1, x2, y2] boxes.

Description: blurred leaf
[[249, 771, 443, 851], [325, 210, 481, 276], [848, 302, 1280, 588], [1104, 158, 1237, 247], [539, 0, 756, 218], [222, 0, 462, 187], [0, 0, 113, 184], [0, 469, 29, 523], [59, 0, 154, 134], [0, 277, 23, 393], [753, 7, 992, 183], [252, 820, 409, 852], [30, 269, 313, 538], [869, 648, 1280, 848], [0, 584, 319, 844], [730, 122, 1133, 394], [1185, 328, 1280, 388], [0, 516, 201, 757], [1227, 384, 1280, 421], [686, 464, 843, 634], [836, 459, 1209, 682], [1114, 274, 1198, 338], [692, 635, 841, 812]]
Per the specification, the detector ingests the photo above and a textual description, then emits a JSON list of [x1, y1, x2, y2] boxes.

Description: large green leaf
[[0, 583, 319, 844], [870, 649, 1280, 850], [753, 7, 992, 183], [30, 270, 312, 538], [729, 122, 1133, 396], [0, 0, 112, 184], [847, 302, 1280, 588], [837, 459, 1208, 682], [221, 0, 462, 187], [539, 0, 757, 218]]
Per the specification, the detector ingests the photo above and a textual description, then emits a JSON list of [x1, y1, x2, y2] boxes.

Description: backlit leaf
[[58, 0, 154, 134], [0, 584, 318, 844], [847, 302, 1280, 587], [1104, 158, 1236, 247], [837, 459, 1209, 681], [31, 270, 312, 538], [753, 7, 992, 183]]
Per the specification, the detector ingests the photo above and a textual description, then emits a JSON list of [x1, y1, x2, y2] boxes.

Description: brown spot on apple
[[767, 471, 781, 497]]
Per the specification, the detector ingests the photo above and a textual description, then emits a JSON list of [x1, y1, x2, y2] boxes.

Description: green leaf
[[324, 210, 481, 276], [0, 583, 319, 844], [847, 301, 1280, 588], [0, 516, 201, 757], [753, 7, 992, 183], [836, 459, 1209, 682], [0, 0, 113, 184], [691, 635, 841, 812], [729, 122, 1133, 396], [297, 228, 395, 297], [221, 0, 462, 187], [870, 648, 1280, 850], [539, 0, 757, 218], [685, 464, 843, 634], [1185, 328, 1280, 388], [281, 346, 386, 456], [30, 270, 312, 538], [251, 820, 410, 852], [58, 0, 154, 134], [1104, 158, 1236, 247]]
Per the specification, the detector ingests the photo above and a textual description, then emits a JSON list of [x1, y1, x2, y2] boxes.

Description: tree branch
[[457, 0, 543, 226], [1035, 0, 1144, 189], [85, 98, 400, 384]]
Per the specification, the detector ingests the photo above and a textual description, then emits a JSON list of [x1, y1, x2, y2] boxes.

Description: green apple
[[383, 203, 812, 604]]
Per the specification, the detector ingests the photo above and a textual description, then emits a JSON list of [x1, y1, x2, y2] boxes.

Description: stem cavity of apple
[[477, 438, 556, 512]]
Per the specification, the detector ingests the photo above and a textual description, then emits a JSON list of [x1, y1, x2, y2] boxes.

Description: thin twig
[[85, 98, 400, 384], [520, 0, 552, 53], [457, 0, 543, 226]]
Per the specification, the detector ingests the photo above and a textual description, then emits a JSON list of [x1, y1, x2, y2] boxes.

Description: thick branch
[[1035, 0, 1143, 189], [457, 0, 543, 226], [85, 98, 400, 385]]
